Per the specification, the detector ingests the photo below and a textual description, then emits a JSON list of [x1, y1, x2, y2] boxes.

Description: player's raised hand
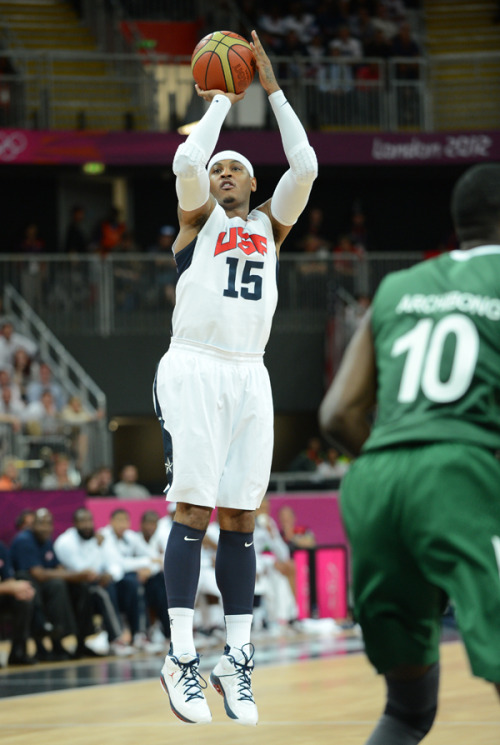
[[195, 84, 245, 105], [250, 30, 280, 96]]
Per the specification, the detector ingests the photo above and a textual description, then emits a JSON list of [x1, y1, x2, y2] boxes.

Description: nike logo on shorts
[[245, 541, 253, 548], [184, 536, 200, 541]]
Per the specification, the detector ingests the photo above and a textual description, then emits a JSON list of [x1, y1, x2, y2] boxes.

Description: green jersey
[[364, 245, 500, 452]]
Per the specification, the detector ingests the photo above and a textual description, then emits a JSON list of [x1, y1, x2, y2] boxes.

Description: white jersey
[[172, 204, 278, 355]]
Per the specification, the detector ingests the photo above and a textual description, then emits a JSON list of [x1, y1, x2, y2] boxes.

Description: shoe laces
[[227, 643, 255, 703], [172, 654, 208, 702]]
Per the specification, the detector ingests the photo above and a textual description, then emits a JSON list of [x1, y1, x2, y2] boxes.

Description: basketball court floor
[[1, 623, 498, 745]]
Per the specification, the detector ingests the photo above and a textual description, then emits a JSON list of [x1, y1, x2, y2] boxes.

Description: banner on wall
[[294, 545, 348, 620], [0, 129, 498, 166]]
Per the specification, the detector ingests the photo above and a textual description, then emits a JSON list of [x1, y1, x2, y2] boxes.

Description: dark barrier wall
[[0, 490, 87, 545], [0, 163, 463, 255], [131, 163, 463, 255], [60, 329, 326, 417]]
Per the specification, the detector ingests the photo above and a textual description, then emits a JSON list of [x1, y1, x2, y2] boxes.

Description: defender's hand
[[250, 30, 280, 95]]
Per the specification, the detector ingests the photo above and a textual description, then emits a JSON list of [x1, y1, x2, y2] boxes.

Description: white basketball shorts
[[154, 338, 274, 510]]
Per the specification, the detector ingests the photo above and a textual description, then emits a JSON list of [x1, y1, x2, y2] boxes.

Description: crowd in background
[[0, 316, 106, 489], [0, 498, 316, 667], [288, 435, 351, 479]]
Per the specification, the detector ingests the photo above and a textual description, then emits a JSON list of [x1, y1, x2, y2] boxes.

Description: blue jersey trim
[[152, 368, 174, 491], [175, 237, 197, 277]]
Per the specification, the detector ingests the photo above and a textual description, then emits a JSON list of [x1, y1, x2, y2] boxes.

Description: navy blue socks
[[163, 521, 205, 609], [215, 529, 256, 615]]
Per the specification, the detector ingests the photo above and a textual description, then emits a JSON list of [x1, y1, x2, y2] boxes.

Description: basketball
[[191, 30, 256, 95]]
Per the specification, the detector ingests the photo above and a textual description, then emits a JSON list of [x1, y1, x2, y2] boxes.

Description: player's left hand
[[250, 30, 280, 96], [195, 84, 245, 105]]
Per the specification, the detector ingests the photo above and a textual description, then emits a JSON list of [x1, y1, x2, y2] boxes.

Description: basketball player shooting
[[153, 30, 317, 726]]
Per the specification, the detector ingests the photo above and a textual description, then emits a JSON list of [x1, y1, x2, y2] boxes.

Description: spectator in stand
[[11, 347, 35, 405], [278, 504, 316, 550], [153, 508, 174, 552], [134, 510, 170, 645], [277, 30, 310, 90], [306, 30, 328, 66], [0, 540, 36, 665], [99, 508, 158, 652], [0, 368, 22, 404], [372, 0, 398, 40], [0, 456, 22, 490], [60, 395, 104, 472], [318, 42, 357, 126], [54, 508, 135, 657], [381, 0, 407, 22], [40, 453, 81, 490], [298, 206, 332, 250], [282, 1, 317, 44], [113, 230, 145, 312], [257, 3, 287, 52], [63, 204, 89, 254], [84, 465, 115, 496], [147, 226, 178, 308], [315, 0, 345, 45], [112, 464, 150, 499], [288, 435, 324, 472], [0, 318, 37, 371], [347, 202, 371, 251], [334, 233, 366, 295], [0, 385, 25, 433], [331, 22, 363, 58], [192, 517, 226, 637], [23, 390, 63, 436], [316, 446, 351, 479], [96, 206, 126, 257], [9, 508, 90, 661], [26, 362, 66, 411], [350, 6, 376, 47], [18, 223, 46, 311], [14, 508, 35, 532], [254, 497, 297, 628], [391, 20, 421, 126]]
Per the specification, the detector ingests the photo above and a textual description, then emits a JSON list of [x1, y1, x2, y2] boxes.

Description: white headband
[[207, 150, 254, 178]]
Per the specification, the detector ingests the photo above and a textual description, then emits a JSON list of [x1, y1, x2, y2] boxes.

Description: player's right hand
[[195, 84, 245, 105]]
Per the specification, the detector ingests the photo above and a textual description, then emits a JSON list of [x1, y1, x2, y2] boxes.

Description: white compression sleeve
[[173, 94, 232, 211], [269, 89, 318, 226]]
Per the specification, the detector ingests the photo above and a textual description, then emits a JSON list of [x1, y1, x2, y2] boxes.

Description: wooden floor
[[1, 641, 498, 745]]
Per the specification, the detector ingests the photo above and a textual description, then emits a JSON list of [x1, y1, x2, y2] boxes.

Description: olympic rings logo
[[0, 131, 28, 161]]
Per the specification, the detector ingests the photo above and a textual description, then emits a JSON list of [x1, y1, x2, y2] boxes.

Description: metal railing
[[1, 49, 157, 130], [0, 47, 428, 132], [0, 252, 424, 337], [2, 283, 112, 481], [2, 47, 499, 132]]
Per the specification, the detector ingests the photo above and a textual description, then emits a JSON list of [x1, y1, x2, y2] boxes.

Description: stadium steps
[[424, 0, 500, 130], [0, 0, 150, 130]]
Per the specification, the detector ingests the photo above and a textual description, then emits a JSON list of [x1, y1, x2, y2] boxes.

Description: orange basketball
[[191, 30, 256, 94]]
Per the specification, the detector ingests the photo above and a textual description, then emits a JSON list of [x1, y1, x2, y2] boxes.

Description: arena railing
[[0, 252, 423, 337], [1, 48, 429, 132], [2, 283, 112, 481]]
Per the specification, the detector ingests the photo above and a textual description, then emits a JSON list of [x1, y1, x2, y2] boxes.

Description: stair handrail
[[3, 283, 107, 415]]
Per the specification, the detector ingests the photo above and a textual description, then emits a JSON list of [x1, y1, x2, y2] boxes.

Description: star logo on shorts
[[165, 457, 173, 474]]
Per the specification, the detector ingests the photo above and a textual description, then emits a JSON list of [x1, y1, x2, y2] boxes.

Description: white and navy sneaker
[[210, 643, 258, 726], [160, 646, 212, 724]]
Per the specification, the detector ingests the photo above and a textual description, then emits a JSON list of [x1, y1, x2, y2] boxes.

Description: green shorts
[[341, 442, 500, 682]]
